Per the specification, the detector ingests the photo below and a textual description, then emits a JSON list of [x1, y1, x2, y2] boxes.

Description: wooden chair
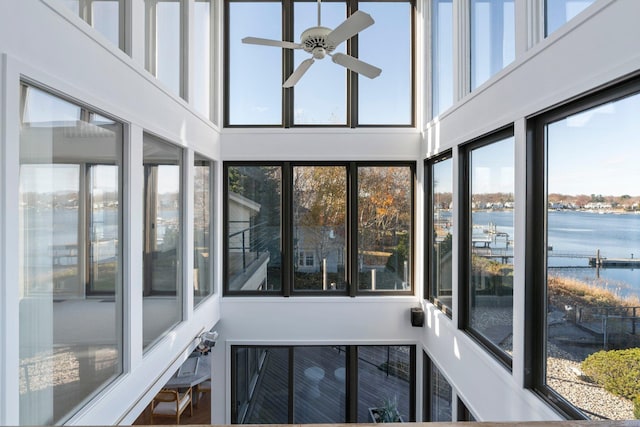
[[151, 387, 193, 424]]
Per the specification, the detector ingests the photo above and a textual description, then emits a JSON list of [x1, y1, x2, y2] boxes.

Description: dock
[[588, 248, 640, 268], [588, 257, 640, 267]]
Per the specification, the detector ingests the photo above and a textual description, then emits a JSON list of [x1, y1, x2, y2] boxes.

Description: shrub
[[634, 395, 640, 419], [581, 348, 640, 400]]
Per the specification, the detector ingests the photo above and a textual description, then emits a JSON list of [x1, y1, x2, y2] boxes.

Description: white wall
[[419, 0, 640, 422], [0, 0, 222, 424]]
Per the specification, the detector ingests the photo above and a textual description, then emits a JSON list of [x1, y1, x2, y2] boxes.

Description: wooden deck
[[243, 346, 411, 424]]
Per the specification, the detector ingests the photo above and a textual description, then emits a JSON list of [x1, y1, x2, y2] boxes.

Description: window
[[357, 346, 414, 422], [225, 0, 415, 127], [528, 78, 640, 420], [142, 133, 183, 349], [231, 345, 415, 424], [194, 0, 213, 118], [358, 1, 413, 125], [19, 85, 123, 424], [470, 0, 515, 90], [194, 154, 213, 305], [293, 1, 347, 125], [146, 0, 183, 96], [545, 0, 595, 37], [426, 152, 453, 316], [293, 165, 347, 291], [431, 0, 454, 118], [456, 397, 476, 421], [224, 162, 414, 296], [225, 165, 282, 292], [460, 128, 514, 368], [358, 166, 413, 292], [423, 352, 452, 422], [61, 0, 124, 50], [227, 1, 282, 125]]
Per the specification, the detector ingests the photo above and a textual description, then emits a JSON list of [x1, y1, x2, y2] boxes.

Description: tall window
[[423, 352, 452, 422], [293, 1, 347, 125], [61, 0, 124, 50], [194, 0, 213, 118], [232, 345, 415, 424], [431, 0, 454, 118], [461, 128, 514, 368], [470, 0, 515, 90], [227, 1, 282, 125], [426, 153, 453, 316], [142, 134, 183, 349], [293, 166, 347, 291], [528, 78, 640, 420], [226, 165, 282, 292], [194, 154, 213, 305], [358, 1, 413, 125], [358, 166, 413, 291], [19, 85, 123, 424], [225, 0, 415, 127], [146, 0, 183, 96], [545, 0, 595, 37], [224, 162, 414, 296]]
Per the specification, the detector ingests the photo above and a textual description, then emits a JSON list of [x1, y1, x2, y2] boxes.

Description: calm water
[[26, 208, 640, 300], [473, 210, 640, 300]]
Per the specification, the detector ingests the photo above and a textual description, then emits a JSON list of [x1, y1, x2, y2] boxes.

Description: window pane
[[194, 0, 211, 118], [430, 361, 452, 421], [359, 2, 412, 125], [358, 346, 411, 422], [88, 164, 119, 295], [234, 347, 287, 423], [431, 0, 453, 117], [228, 2, 282, 125], [147, 0, 182, 95], [194, 154, 213, 305], [19, 86, 122, 424], [545, 0, 595, 36], [293, 1, 346, 125], [293, 347, 347, 423], [92, 0, 121, 47], [293, 166, 347, 291], [143, 134, 182, 349], [544, 91, 640, 420], [429, 156, 453, 314], [358, 166, 412, 291], [60, 0, 122, 50], [470, 0, 515, 90], [468, 136, 514, 356], [227, 166, 282, 292]]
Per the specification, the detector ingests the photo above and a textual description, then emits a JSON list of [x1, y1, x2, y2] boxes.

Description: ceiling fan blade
[[326, 10, 374, 47], [242, 37, 302, 50], [283, 58, 315, 88], [331, 53, 381, 79]]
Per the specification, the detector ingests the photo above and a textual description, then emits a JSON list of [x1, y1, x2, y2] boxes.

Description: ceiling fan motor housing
[[301, 26, 336, 59]]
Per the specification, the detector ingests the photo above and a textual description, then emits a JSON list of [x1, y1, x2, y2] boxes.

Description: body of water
[[473, 209, 640, 300]]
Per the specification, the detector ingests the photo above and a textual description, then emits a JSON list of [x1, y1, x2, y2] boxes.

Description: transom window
[[225, 0, 415, 127]]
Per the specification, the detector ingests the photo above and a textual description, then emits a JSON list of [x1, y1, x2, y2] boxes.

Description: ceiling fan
[[241, 0, 382, 88]]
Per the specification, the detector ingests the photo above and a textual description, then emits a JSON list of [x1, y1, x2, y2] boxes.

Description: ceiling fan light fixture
[[241, 2, 381, 87]]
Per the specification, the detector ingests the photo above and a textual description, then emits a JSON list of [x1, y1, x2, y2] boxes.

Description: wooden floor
[[133, 389, 211, 425]]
